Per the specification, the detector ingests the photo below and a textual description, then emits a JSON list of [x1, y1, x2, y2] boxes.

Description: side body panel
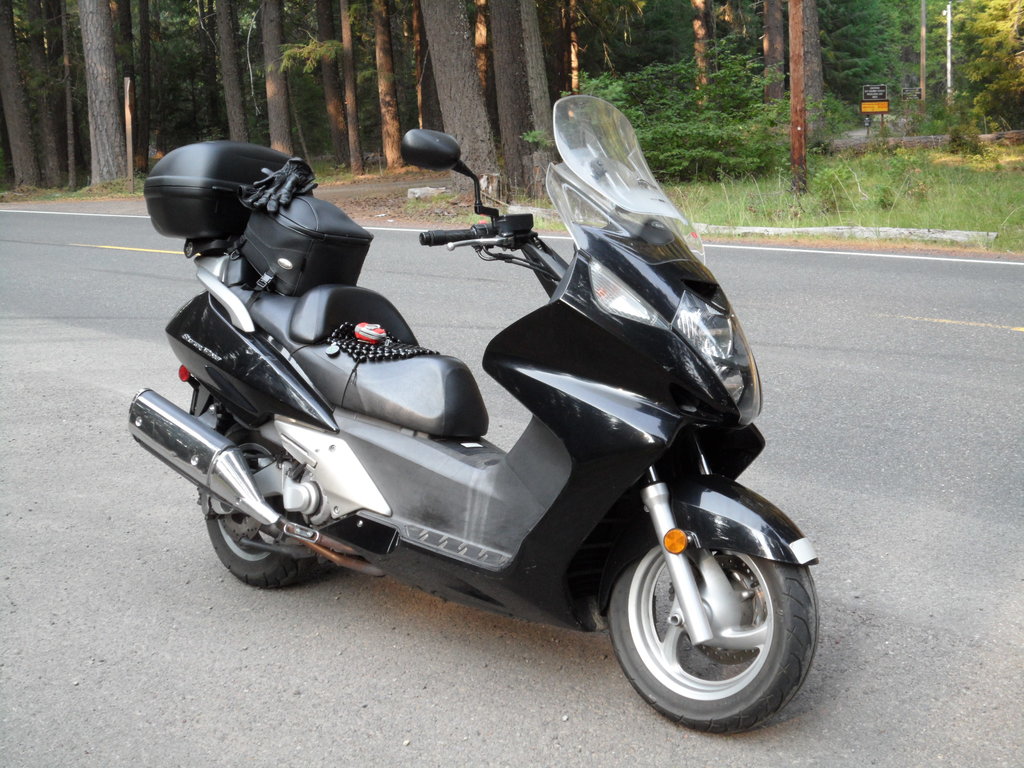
[[166, 294, 337, 431]]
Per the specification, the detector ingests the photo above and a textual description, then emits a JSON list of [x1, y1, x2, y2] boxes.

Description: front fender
[[673, 475, 818, 565], [597, 475, 817, 617]]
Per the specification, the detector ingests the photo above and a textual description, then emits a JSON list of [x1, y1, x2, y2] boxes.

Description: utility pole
[[789, 0, 806, 193], [920, 0, 927, 106]]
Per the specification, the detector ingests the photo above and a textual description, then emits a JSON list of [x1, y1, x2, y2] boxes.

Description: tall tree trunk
[[339, 0, 362, 173], [25, 0, 63, 185], [491, 0, 551, 197], [566, 0, 580, 93], [691, 0, 711, 86], [60, 0, 76, 187], [112, 0, 143, 170], [763, 0, 784, 101], [373, 0, 402, 168], [419, 0, 497, 189], [79, 0, 126, 183], [803, 0, 825, 139], [199, 0, 220, 130], [316, 0, 346, 163], [216, 0, 248, 142], [0, 0, 42, 186], [521, 0, 552, 141], [473, 0, 499, 133], [412, 0, 441, 130], [137, 0, 151, 169], [491, 0, 532, 194], [262, 0, 291, 153]]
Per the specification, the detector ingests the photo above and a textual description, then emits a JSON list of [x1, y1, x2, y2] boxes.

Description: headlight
[[673, 292, 760, 416]]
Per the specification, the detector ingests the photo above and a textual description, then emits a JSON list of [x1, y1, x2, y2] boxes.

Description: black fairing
[[166, 294, 337, 431], [568, 226, 750, 424]]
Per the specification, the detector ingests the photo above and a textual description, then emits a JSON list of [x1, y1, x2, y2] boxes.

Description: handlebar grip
[[419, 228, 477, 247]]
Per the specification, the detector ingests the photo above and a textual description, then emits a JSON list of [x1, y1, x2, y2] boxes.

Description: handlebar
[[419, 223, 495, 247], [419, 228, 476, 247]]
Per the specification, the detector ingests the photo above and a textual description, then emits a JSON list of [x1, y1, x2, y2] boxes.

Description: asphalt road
[[1, 204, 1022, 767]]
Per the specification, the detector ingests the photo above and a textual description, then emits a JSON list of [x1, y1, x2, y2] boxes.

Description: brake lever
[[445, 237, 512, 252]]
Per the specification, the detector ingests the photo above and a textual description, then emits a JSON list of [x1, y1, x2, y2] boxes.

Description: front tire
[[608, 546, 817, 733]]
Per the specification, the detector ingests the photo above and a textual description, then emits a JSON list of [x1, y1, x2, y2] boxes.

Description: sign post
[[861, 84, 889, 134]]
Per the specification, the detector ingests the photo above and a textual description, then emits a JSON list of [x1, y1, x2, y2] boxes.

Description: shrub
[[582, 47, 788, 182]]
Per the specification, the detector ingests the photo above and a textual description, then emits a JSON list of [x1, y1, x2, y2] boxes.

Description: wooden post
[[789, 0, 806, 193], [124, 77, 134, 193]]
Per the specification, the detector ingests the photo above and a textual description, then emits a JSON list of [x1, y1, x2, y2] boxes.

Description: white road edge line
[[3, 210, 1020, 267], [0, 209, 150, 219]]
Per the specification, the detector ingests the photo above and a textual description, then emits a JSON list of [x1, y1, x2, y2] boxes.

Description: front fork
[[640, 469, 715, 645]]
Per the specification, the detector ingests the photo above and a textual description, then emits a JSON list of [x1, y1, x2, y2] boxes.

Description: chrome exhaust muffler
[[128, 389, 282, 527]]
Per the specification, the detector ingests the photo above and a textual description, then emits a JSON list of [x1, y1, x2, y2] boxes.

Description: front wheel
[[608, 546, 817, 733]]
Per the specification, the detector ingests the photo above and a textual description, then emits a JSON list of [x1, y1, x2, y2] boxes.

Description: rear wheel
[[201, 432, 322, 588], [608, 546, 817, 733]]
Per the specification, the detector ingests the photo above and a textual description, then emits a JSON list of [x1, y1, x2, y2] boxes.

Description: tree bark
[[24, 0, 63, 185], [112, 0, 145, 170], [802, 0, 825, 139], [763, 0, 784, 101], [473, 0, 499, 132], [216, 0, 248, 142], [0, 0, 41, 186], [339, 0, 363, 173], [491, 0, 551, 197], [137, 0, 151, 168], [79, 0, 126, 183], [566, 0, 580, 93], [60, 0, 76, 187], [491, 0, 532, 194], [691, 0, 711, 86], [373, 0, 402, 168], [521, 0, 552, 141], [419, 0, 497, 189], [262, 0, 292, 153], [412, 0, 442, 130], [316, 0, 346, 163]]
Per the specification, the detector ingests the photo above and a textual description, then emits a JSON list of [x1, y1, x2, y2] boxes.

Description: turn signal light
[[663, 528, 688, 554], [178, 365, 191, 382]]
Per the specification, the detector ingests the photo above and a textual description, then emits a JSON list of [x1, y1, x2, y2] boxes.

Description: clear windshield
[[546, 95, 704, 262]]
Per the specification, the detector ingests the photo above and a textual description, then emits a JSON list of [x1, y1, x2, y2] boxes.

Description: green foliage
[[521, 130, 554, 150], [281, 40, 345, 74], [812, 163, 860, 213], [582, 48, 787, 181], [819, 0, 903, 104], [957, 0, 1024, 129]]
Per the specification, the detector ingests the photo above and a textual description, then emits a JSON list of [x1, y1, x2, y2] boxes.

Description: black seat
[[246, 284, 488, 437]]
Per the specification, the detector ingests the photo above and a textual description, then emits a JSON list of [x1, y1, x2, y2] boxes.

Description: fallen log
[[830, 129, 1024, 154]]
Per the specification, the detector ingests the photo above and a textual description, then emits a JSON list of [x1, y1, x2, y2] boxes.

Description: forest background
[[0, 0, 1022, 213]]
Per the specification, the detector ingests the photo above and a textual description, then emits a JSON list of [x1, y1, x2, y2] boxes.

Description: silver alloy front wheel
[[608, 545, 817, 733]]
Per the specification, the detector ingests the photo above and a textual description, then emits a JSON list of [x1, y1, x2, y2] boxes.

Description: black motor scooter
[[129, 95, 818, 733]]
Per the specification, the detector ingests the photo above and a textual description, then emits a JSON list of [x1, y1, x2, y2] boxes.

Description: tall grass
[[670, 145, 1024, 252]]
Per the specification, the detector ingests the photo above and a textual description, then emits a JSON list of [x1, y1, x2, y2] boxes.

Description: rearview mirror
[[400, 129, 461, 171]]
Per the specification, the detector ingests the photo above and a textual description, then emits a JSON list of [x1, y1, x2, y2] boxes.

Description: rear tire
[[205, 508, 322, 588], [197, 421, 323, 588], [608, 546, 817, 733]]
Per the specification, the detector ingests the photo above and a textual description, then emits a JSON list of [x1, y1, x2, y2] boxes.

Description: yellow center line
[[892, 315, 1024, 333], [71, 243, 179, 254]]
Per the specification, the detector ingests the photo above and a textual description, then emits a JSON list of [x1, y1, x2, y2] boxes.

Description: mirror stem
[[454, 161, 499, 221]]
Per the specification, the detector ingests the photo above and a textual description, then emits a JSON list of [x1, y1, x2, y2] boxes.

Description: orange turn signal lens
[[663, 528, 688, 554]]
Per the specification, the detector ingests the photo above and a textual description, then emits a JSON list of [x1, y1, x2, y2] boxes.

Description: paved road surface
[[1, 205, 1022, 767]]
